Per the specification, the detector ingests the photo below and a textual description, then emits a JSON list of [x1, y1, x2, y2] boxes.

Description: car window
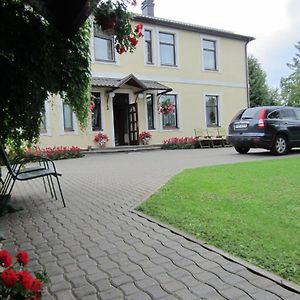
[[240, 107, 261, 119], [231, 109, 246, 121], [279, 109, 297, 120], [293, 108, 300, 120], [268, 110, 280, 119]]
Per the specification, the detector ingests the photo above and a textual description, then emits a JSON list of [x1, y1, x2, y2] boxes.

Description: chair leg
[[55, 175, 66, 207], [49, 176, 58, 200]]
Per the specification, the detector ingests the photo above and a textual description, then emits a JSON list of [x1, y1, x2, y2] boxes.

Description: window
[[203, 39, 217, 70], [94, 26, 114, 62], [206, 95, 219, 127], [159, 32, 176, 66], [91, 92, 102, 131], [63, 103, 74, 131], [146, 94, 155, 129], [145, 30, 153, 64], [40, 110, 47, 134], [161, 94, 178, 129]]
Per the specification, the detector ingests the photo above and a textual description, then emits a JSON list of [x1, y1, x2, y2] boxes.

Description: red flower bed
[[26, 146, 83, 160], [162, 136, 199, 149]]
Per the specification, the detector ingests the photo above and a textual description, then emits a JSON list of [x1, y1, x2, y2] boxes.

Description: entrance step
[[82, 144, 162, 154]]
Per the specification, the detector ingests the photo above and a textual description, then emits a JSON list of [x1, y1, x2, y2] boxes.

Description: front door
[[128, 103, 139, 145]]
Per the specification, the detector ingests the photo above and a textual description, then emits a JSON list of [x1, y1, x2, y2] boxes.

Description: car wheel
[[271, 135, 288, 155], [234, 146, 250, 154]]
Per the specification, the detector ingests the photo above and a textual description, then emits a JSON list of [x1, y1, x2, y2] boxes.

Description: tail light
[[258, 108, 267, 129]]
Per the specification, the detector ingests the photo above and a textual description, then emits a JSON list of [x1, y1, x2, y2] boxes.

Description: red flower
[[129, 36, 138, 46], [1, 269, 19, 287], [116, 44, 127, 54], [19, 270, 34, 290], [138, 31, 144, 38], [0, 249, 13, 267], [135, 23, 144, 32], [16, 250, 30, 266], [31, 278, 43, 293], [34, 295, 41, 300]]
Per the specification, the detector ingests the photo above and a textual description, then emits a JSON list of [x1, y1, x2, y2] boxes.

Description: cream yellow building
[[39, 1, 253, 149]]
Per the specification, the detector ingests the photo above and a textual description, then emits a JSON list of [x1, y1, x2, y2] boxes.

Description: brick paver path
[[1, 148, 299, 299]]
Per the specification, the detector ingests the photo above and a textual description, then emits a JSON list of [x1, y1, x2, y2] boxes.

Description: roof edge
[[133, 15, 254, 43]]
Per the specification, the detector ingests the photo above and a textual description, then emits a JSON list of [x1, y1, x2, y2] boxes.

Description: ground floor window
[[91, 92, 102, 131], [161, 94, 178, 129], [205, 95, 219, 127], [63, 103, 74, 131], [146, 94, 155, 130]]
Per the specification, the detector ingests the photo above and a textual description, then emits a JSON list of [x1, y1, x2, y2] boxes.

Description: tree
[[248, 55, 271, 107], [280, 41, 300, 107], [0, 0, 140, 150]]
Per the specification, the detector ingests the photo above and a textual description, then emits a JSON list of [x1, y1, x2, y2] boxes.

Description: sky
[[130, 0, 299, 88]]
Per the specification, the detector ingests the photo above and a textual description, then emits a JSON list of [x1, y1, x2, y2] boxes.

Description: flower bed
[[26, 146, 83, 160], [162, 137, 199, 150]]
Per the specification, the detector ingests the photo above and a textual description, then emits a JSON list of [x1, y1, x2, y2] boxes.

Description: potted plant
[[139, 131, 152, 145], [158, 99, 175, 115], [94, 0, 144, 54], [94, 132, 110, 147]]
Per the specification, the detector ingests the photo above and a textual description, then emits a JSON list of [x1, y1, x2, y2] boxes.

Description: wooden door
[[128, 103, 139, 145]]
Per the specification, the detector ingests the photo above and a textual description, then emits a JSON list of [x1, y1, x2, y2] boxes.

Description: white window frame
[[91, 23, 119, 65], [144, 93, 158, 131], [59, 98, 79, 135], [40, 99, 52, 136], [90, 91, 105, 133], [203, 93, 222, 128], [157, 28, 180, 69], [144, 28, 155, 66], [159, 92, 182, 131], [201, 35, 220, 72]]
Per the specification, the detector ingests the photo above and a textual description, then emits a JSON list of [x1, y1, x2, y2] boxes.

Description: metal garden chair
[[194, 128, 212, 148], [0, 144, 66, 207]]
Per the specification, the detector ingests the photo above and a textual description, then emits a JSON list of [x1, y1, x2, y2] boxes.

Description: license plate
[[234, 123, 248, 130]]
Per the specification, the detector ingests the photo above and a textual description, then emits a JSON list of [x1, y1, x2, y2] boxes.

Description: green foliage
[[280, 41, 300, 107], [248, 55, 271, 107], [0, 0, 91, 149], [138, 158, 300, 283]]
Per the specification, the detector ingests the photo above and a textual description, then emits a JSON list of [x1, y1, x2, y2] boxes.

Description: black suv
[[227, 106, 300, 155]]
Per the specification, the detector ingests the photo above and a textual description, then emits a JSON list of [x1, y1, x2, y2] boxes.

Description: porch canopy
[[92, 74, 172, 95]]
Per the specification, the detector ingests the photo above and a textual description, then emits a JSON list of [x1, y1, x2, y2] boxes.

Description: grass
[[137, 157, 300, 283]]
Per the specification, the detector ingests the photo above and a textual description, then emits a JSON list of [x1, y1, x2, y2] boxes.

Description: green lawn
[[137, 157, 300, 283]]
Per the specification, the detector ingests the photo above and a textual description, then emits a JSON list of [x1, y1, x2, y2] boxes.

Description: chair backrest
[[206, 127, 218, 138], [194, 128, 207, 138], [0, 144, 14, 175]]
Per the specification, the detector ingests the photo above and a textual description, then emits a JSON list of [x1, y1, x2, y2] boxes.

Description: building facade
[[39, 2, 253, 149]]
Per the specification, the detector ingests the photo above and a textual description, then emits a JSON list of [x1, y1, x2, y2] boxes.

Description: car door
[[279, 108, 300, 143]]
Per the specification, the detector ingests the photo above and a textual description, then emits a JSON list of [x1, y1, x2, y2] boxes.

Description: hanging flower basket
[[100, 14, 118, 36], [158, 99, 175, 115]]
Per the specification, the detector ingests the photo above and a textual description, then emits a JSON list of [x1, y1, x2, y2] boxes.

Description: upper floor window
[[206, 95, 219, 127], [63, 103, 74, 131], [146, 94, 155, 129], [94, 26, 115, 62], [145, 30, 153, 64], [91, 92, 102, 131], [160, 94, 178, 129], [203, 39, 217, 70], [159, 32, 176, 66]]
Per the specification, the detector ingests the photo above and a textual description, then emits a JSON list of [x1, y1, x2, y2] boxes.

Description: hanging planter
[[100, 14, 118, 36], [158, 99, 175, 115]]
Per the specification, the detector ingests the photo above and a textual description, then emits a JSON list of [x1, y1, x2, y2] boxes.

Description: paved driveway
[[1, 148, 299, 299]]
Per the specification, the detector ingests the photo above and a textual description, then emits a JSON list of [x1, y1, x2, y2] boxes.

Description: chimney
[[141, 0, 155, 17]]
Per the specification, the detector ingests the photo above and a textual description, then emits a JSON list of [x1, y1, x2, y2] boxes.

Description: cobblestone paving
[[1, 148, 300, 299]]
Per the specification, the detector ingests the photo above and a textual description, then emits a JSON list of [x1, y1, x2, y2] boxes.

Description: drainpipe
[[244, 37, 254, 108]]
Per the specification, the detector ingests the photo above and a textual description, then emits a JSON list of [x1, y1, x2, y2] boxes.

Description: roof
[[92, 74, 172, 94], [134, 14, 254, 43]]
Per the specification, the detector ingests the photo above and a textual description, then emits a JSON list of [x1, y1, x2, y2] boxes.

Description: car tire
[[271, 134, 288, 155], [234, 146, 250, 154]]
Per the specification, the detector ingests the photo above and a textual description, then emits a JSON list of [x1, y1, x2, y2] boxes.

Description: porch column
[[109, 92, 115, 147]]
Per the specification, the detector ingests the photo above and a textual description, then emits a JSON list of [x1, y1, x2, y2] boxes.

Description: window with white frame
[[145, 29, 153, 64], [94, 26, 115, 62], [160, 94, 178, 129], [63, 103, 74, 131], [159, 32, 176, 66], [40, 110, 47, 134], [91, 92, 102, 131], [146, 94, 155, 129], [203, 39, 217, 70], [205, 95, 219, 127]]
